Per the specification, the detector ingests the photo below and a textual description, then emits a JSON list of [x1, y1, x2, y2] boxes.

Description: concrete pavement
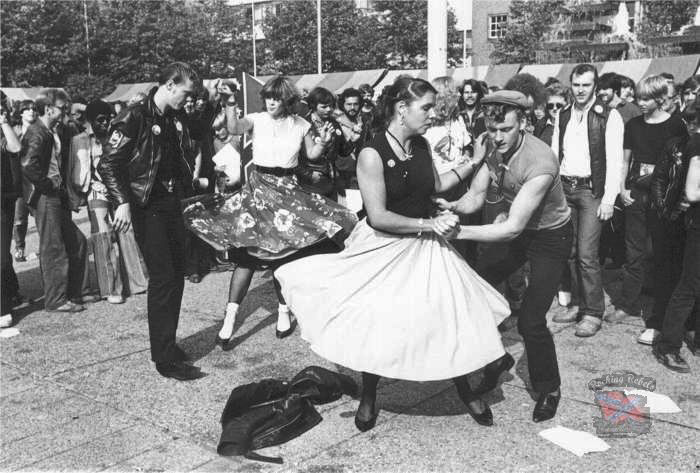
[[1, 210, 698, 472]]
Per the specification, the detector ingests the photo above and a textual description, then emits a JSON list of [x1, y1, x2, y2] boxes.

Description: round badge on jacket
[[152, 124, 161, 135]]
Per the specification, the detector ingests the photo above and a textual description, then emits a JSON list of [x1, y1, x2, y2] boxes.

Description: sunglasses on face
[[94, 115, 110, 124], [22, 106, 36, 112], [547, 103, 564, 110]]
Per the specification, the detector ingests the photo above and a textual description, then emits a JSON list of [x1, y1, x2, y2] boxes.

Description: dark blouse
[[365, 132, 435, 219]]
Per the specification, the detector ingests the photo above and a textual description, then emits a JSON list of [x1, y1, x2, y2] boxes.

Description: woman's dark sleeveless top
[[365, 132, 435, 218]]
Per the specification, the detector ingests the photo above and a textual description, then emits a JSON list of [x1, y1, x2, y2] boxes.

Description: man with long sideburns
[[550, 64, 623, 337], [99, 62, 203, 381], [437, 90, 573, 422]]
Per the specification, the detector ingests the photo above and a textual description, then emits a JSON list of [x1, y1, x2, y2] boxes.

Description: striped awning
[[1, 87, 49, 102], [253, 69, 386, 94], [102, 82, 157, 102], [372, 69, 429, 93]]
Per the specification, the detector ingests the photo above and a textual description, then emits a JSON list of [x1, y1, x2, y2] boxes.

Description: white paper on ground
[[0, 328, 20, 338], [212, 143, 241, 184], [539, 426, 610, 457], [623, 389, 681, 414]]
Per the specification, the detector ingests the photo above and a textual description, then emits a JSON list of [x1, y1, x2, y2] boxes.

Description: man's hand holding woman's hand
[[431, 212, 459, 237]]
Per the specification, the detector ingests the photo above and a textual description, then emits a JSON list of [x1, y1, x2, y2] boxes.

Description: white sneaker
[[107, 295, 124, 304], [557, 291, 572, 307], [637, 328, 660, 345], [0, 314, 13, 328]]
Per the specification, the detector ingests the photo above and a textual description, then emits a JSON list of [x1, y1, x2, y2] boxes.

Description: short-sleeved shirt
[[247, 112, 311, 168], [484, 133, 570, 231], [623, 113, 688, 164]]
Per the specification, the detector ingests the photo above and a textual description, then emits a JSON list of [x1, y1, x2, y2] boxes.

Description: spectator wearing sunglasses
[[69, 100, 148, 304], [20, 89, 92, 313], [540, 83, 571, 147]]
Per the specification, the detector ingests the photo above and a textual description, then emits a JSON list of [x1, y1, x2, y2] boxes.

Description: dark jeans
[[132, 193, 186, 364], [618, 192, 685, 328], [31, 194, 89, 310], [479, 221, 573, 393], [658, 214, 700, 353], [1, 197, 19, 314], [13, 197, 29, 251], [561, 185, 605, 318]]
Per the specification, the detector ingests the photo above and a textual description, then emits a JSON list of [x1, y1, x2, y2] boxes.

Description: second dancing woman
[[275, 77, 513, 431]]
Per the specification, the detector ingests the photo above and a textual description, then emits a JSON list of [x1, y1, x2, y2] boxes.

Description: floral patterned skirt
[[183, 169, 359, 262]]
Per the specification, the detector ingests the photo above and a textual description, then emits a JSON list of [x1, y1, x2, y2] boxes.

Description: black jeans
[[132, 192, 186, 364], [658, 213, 700, 353], [31, 194, 89, 309], [618, 192, 685, 328], [1, 197, 19, 314], [479, 221, 573, 394]]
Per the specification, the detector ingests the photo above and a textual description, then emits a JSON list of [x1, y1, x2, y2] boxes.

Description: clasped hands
[[430, 210, 460, 238]]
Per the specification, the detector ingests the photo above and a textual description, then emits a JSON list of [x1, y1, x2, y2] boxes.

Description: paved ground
[[1, 209, 699, 472]]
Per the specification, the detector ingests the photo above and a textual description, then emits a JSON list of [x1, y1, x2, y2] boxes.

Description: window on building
[[488, 14, 508, 39]]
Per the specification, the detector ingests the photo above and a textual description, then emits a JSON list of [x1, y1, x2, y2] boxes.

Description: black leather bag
[[217, 366, 357, 464]]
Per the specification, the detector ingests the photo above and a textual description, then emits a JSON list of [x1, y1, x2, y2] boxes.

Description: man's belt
[[255, 165, 296, 177], [561, 175, 592, 187]]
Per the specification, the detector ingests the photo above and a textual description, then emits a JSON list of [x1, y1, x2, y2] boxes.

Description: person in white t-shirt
[[187, 76, 358, 349]]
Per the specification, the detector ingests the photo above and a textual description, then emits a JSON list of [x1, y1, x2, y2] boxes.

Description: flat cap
[[481, 90, 529, 109]]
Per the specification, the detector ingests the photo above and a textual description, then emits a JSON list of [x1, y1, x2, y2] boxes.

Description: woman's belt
[[255, 165, 297, 176]]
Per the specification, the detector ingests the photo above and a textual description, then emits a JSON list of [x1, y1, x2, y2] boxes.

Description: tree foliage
[[490, 0, 564, 64], [1, 0, 464, 99]]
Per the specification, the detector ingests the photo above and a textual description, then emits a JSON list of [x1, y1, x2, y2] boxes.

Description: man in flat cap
[[436, 90, 573, 423]]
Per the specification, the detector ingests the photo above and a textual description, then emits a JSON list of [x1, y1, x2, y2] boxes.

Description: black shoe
[[464, 399, 494, 426], [215, 334, 234, 348], [354, 409, 379, 432], [276, 319, 297, 339], [155, 360, 204, 381], [533, 391, 560, 423], [652, 345, 690, 373], [475, 353, 515, 395]]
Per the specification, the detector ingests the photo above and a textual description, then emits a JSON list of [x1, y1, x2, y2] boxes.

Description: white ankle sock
[[219, 302, 239, 339], [557, 291, 571, 307], [277, 304, 291, 331]]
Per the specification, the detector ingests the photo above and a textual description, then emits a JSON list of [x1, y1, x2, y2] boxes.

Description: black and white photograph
[[1, 0, 699, 471]]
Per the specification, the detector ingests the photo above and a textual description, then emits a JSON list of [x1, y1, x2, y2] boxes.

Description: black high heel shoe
[[474, 352, 515, 395], [454, 377, 494, 426], [276, 319, 297, 339], [354, 408, 379, 432], [464, 398, 494, 426]]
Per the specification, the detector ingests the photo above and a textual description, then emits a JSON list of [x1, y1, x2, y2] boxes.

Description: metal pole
[[251, 0, 257, 77], [317, 0, 322, 74], [463, 29, 467, 68], [83, 0, 92, 76], [427, 0, 447, 81]]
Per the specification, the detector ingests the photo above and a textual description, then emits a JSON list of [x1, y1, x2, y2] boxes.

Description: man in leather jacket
[[98, 62, 203, 381], [21, 89, 91, 313]]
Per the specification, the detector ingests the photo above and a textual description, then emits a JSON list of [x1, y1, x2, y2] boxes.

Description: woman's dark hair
[[373, 77, 436, 131], [504, 73, 547, 109], [458, 79, 485, 111], [358, 83, 374, 96], [306, 87, 335, 110], [260, 75, 300, 117]]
